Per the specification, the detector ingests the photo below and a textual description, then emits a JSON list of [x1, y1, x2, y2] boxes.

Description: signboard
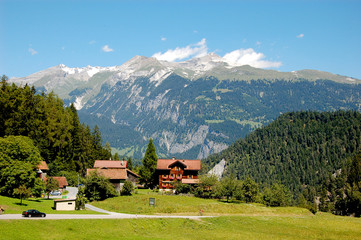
[[149, 197, 155, 206]]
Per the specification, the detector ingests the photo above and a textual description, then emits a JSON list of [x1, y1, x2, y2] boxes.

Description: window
[[188, 175, 193, 179], [170, 174, 175, 179], [68, 202, 73, 205]]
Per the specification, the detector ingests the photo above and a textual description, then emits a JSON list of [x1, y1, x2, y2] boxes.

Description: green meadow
[[0, 195, 97, 215], [1, 191, 361, 239], [1, 214, 361, 240], [91, 190, 311, 216]]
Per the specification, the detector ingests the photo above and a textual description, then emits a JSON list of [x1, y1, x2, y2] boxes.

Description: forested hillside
[[0, 75, 111, 175], [204, 110, 361, 197]]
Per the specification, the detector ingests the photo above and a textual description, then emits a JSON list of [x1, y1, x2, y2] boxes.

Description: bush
[[263, 183, 292, 207], [84, 171, 118, 201], [75, 187, 87, 210], [121, 180, 133, 196], [174, 182, 191, 194]]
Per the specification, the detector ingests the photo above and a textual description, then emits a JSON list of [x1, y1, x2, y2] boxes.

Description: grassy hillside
[[2, 190, 361, 239], [91, 190, 310, 216]]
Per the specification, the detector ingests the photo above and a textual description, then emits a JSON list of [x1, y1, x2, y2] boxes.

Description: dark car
[[22, 209, 46, 218]]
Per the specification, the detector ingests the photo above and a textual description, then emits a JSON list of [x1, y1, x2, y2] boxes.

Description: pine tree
[[139, 138, 158, 188], [127, 156, 133, 170]]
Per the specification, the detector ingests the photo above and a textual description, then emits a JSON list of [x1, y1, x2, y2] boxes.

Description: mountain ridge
[[8, 54, 361, 159]]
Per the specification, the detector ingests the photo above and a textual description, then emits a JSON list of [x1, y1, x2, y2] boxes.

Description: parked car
[[50, 190, 61, 196], [22, 209, 46, 218]]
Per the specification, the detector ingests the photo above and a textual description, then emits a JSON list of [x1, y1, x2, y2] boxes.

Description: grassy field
[[0, 213, 360, 240], [1, 191, 361, 239], [91, 190, 311, 216], [0, 195, 97, 214]]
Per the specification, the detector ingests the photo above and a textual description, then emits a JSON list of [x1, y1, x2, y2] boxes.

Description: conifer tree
[[139, 138, 158, 188]]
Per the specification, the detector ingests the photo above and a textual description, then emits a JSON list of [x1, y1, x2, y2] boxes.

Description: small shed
[[54, 198, 76, 211]]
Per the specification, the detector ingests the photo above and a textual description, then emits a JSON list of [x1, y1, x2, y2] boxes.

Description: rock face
[[10, 55, 361, 159], [208, 159, 226, 180]]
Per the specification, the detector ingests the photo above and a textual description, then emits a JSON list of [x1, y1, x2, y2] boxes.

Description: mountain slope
[[9, 55, 361, 159], [204, 110, 361, 196]]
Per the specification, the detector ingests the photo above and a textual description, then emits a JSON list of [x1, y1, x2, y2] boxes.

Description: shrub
[[121, 180, 134, 196]]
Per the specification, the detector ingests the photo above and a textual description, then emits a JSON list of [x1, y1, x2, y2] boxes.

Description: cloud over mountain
[[152, 38, 208, 62], [153, 39, 282, 69], [223, 48, 282, 68]]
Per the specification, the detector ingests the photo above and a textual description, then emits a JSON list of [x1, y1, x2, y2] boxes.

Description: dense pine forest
[[204, 110, 361, 203], [0, 75, 112, 176]]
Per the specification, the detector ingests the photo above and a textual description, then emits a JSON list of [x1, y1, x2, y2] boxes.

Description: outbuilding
[[53, 198, 76, 211]]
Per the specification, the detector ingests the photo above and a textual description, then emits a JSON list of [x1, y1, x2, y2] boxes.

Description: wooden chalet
[[87, 160, 139, 193], [156, 157, 201, 190]]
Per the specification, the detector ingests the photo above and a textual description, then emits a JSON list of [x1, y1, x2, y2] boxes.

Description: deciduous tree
[[0, 136, 42, 196], [13, 184, 32, 205]]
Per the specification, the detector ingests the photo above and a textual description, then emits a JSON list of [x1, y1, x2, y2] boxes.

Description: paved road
[[0, 213, 209, 220], [66, 187, 78, 199], [0, 204, 210, 220]]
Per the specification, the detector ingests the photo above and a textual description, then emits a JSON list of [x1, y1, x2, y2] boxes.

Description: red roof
[[94, 160, 127, 169], [127, 169, 140, 178], [87, 168, 128, 180], [45, 176, 68, 188], [37, 161, 49, 170], [157, 159, 201, 170]]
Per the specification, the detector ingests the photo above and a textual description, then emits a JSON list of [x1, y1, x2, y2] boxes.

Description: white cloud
[[28, 48, 38, 55], [223, 48, 282, 68], [89, 40, 96, 45], [152, 39, 281, 69], [161, 37, 167, 41], [297, 33, 304, 38], [152, 38, 208, 62], [102, 45, 114, 52]]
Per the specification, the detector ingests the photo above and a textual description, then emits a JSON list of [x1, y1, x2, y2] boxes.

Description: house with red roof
[[36, 161, 49, 180], [52, 176, 68, 189], [156, 157, 201, 190], [44, 176, 68, 190], [87, 160, 139, 193]]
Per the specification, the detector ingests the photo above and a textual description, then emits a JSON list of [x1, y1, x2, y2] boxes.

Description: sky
[[1, 0, 361, 79]]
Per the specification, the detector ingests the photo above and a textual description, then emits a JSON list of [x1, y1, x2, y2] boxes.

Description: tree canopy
[[0, 76, 112, 176], [0, 135, 42, 196]]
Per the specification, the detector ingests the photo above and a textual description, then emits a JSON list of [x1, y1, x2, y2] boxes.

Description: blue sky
[[1, 0, 361, 79]]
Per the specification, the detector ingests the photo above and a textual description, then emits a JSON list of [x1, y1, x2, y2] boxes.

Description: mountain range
[[10, 54, 361, 159]]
